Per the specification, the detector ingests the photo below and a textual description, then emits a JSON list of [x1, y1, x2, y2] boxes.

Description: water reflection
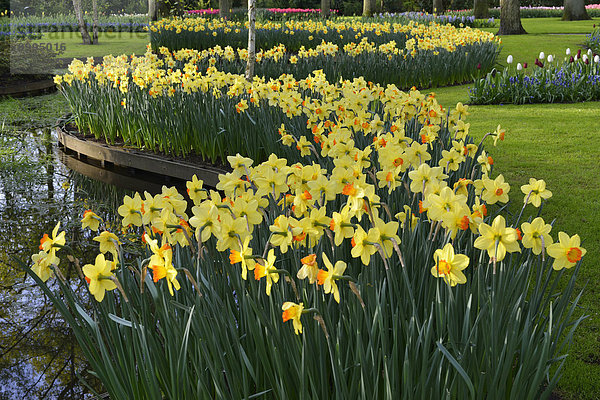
[[0, 129, 131, 399]]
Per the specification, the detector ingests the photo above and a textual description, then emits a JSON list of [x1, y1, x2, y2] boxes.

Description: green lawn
[[434, 17, 600, 400], [32, 31, 149, 59]]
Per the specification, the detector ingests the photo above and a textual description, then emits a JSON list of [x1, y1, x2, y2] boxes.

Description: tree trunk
[[497, 0, 526, 35], [320, 0, 331, 18], [148, 0, 157, 21], [220, 0, 232, 18], [245, 0, 256, 81], [473, 0, 489, 19], [433, 0, 444, 14], [562, 0, 590, 20], [92, 0, 98, 44], [363, 0, 375, 17], [72, 0, 91, 45]]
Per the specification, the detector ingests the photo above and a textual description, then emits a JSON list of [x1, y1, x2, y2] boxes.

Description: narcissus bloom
[[254, 249, 279, 296], [145, 234, 180, 295], [521, 217, 553, 255], [93, 231, 121, 260], [297, 253, 318, 283], [317, 254, 347, 303], [520, 178, 552, 208], [118, 194, 143, 227], [229, 236, 255, 280], [350, 226, 378, 265], [81, 210, 102, 231], [39, 222, 66, 256], [82, 253, 117, 302], [547, 232, 586, 270], [474, 215, 520, 261], [431, 243, 469, 286], [282, 302, 304, 334], [31, 250, 59, 282], [186, 174, 208, 205], [481, 174, 510, 204]]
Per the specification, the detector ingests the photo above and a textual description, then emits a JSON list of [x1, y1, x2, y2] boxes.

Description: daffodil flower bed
[[55, 39, 497, 163], [470, 49, 600, 104], [149, 16, 500, 56], [27, 82, 586, 397], [150, 35, 498, 88]]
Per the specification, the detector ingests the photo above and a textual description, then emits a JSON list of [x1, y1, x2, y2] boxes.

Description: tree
[[219, 0, 232, 18], [91, 0, 98, 44], [497, 0, 526, 35], [363, 0, 375, 17], [321, 0, 331, 18], [72, 0, 91, 45], [245, 0, 256, 81], [433, 0, 444, 14], [562, 0, 590, 20], [473, 0, 489, 19]]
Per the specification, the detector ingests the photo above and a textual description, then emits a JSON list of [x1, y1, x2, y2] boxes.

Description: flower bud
[[516, 63, 522, 70], [566, 48, 571, 55], [507, 55, 513, 64], [595, 55, 600, 63], [547, 55, 553, 63], [539, 51, 545, 60]]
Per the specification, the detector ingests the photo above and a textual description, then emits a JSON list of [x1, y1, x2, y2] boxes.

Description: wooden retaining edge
[[56, 127, 228, 188], [59, 150, 169, 195], [0, 79, 56, 98]]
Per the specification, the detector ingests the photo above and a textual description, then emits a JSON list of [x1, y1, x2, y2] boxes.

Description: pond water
[[0, 128, 132, 399]]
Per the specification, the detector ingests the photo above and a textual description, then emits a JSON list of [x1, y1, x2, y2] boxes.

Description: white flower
[[595, 55, 600, 63], [547, 55, 553, 63], [583, 54, 588, 62], [539, 51, 545, 60], [566, 48, 571, 55], [516, 63, 522, 71], [588, 49, 593, 56], [507, 55, 513, 64]]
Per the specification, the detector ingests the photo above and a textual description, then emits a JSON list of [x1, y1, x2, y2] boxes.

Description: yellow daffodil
[[93, 231, 121, 260], [144, 234, 180, 295], [81, 210, 102, 231], [297, 253, 318, 283], [329, 208, 355, 246], [547, 232, 586, 270], [186, 174, 208, 205], [118, 193, 143, 227], [474, 215, 520, 262], [431, 243, 469, 286], [317, 253, 347, 303], [254, 249, 279, 296], [229, 236, 255, 280], [282, 302, 304, 335], [39, 222, 66, 256], [82, 253, 117, 302], [521, 217, 553, 256], [481, 174, 510, 204], [520, 178, 552, 208], [350, 226, 378, 265], [31, 250, 59, 282]]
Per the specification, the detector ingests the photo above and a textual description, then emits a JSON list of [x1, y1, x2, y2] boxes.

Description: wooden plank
[[56, 127, 227, 188], [59, 150, 167, 194]]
